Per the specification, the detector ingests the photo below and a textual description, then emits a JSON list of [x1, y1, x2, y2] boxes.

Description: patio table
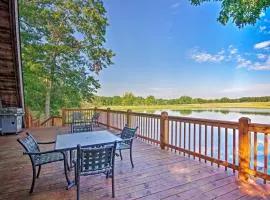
[[55, 130, 122, 188], [55, 130, 122, 151]]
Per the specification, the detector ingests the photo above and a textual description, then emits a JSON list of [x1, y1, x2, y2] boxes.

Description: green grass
[[98, 102, 270, 111]]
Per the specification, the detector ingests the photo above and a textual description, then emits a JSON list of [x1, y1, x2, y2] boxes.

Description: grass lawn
[[98, 102, 270, 111]]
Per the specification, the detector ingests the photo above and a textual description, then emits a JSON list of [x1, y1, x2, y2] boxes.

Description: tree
[[112, 96, 122, 105], [20, 0, 114, 117], [178, 96, 193, 104], [122, 92, 136, 106], [145, 95, 156, 105], [189, 0, 269, 28]]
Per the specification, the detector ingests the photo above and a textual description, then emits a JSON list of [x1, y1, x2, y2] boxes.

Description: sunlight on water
[[150, 108, 270, 124]]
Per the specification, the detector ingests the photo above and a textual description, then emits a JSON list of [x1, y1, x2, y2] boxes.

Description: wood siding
[[0, 0, 23, 108]]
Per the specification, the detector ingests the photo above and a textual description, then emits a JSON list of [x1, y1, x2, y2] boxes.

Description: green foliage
[[93, 92, 270, 107], [20, 0, 114, 117], [145, 96, 156, 105], [189, 0, 269, 28], [122, 92, 136, 106]]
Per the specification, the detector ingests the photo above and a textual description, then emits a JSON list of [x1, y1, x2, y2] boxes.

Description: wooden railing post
[[127, 109, 132, 127], [107, 108, 111, 129], [62, 109, 66, 127], [24, 108, 32, 129], [160, 111, 169, 150], [238, 117, 251, 181]]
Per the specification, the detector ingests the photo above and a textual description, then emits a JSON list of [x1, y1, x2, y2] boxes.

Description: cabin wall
[[0, 0, 23, 108]]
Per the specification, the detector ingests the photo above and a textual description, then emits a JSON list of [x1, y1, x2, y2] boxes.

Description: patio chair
[[17, 132, 71, 193], [73, 142, 117, 200], [116, 125, 138, 168], [70, 112, 100, 133], [71, 111, 93, 133], [91, 112, 100, 127]]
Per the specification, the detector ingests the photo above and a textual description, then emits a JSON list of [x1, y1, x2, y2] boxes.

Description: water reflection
[[143, 108, 270, 124]]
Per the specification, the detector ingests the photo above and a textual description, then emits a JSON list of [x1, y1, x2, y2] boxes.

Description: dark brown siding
[[0, 0, 23, 108]]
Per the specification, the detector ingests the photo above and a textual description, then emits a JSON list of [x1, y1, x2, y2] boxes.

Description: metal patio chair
[[73, 142, 117, 200], [17, 132, 71, 193], [71, 111, 93, 133], [116, 125, 138, 168]]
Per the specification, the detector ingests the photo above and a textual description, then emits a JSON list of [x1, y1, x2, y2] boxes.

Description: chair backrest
[[77, 142, 116, 175], [71, 124, 92, 133], [72, 111, 83, 122], [17, 132, 40, 154], [120, 125, 138, 139], [91, 112, 100, 121]]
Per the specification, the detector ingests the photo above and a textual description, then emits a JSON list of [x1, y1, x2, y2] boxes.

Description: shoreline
[[98, 102, 270, 111]]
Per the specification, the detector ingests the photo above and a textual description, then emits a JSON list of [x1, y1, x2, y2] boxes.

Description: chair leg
[[63, 157, 71, 186], [74, 163, 77, 185], [69, 149, 73, 168], [106, 170, 109, 179], [76, 175, 80, 200], [119, 150, 123, 160], [112, 168, 115, 198], [130, 148, 134, 168], [37, 165, 41, 178], [30, 165, 36, 193]]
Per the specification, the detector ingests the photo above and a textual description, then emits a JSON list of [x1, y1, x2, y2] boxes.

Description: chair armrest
[[37, 140, 56, 145], [121, 138, 133, 142], [23, 149, 64, 155]]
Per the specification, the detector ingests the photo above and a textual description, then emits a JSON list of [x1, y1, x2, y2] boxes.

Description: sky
[[97, 0, 270, 99]]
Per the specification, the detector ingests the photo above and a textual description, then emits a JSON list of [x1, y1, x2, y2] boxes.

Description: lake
[[144, 107, 270, 124]]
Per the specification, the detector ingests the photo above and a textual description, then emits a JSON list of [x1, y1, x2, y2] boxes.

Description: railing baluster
[[264, 133, 268, 184], [188, 123, 191, 157], [179, 121, 182, 154], [225, 128, 228, 171], [199, 124, 201, 161], [233, 128, 236, 173], [211, 126, 214, 166], [184, 122, 186, 156], [193, 123, 196, 159], [175, 121, 178, 153], [150, 118, 153, 143], [171, 121, 174, 151], [254, 132, 257, 176], [218, 126, 221, 167], [205, 124, 207, 163]]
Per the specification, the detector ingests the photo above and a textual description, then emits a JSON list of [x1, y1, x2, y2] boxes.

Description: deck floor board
[[0, 127, 269, 200]]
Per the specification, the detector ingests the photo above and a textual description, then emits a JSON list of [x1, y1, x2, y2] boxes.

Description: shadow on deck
[[0, 126, 269, 200]]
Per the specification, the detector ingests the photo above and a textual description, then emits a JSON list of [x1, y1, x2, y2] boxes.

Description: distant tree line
[[91, 92, 270, 106]]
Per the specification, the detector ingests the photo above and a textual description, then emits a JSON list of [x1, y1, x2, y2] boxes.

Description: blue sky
[[97, 0, 270, 99]]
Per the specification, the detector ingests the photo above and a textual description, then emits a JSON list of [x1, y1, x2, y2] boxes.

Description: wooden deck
[[0, 127, 269, 200]]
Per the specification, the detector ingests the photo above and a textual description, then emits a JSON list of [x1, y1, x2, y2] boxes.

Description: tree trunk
[[45, 55, 55, 119], [45, 81, 51, 119]]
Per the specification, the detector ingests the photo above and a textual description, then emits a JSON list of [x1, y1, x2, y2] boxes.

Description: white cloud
[[260, 12, 265, 18], [190, 48, 226, 63], [220, 84, 270, 97], [190, 43, 270, 71], [259, 26, 267, 32], [171, 3, 180, 8], [228, 45, 238, 54], [250, 56, 270, 70], [257, 53, 266, 59], [254, 40, 270, 49], [236, 55, 252, 69]]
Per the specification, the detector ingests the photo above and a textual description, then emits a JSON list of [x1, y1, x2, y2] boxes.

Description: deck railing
[[62, 107, 270, 183], [25, 108, 62, 128]]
